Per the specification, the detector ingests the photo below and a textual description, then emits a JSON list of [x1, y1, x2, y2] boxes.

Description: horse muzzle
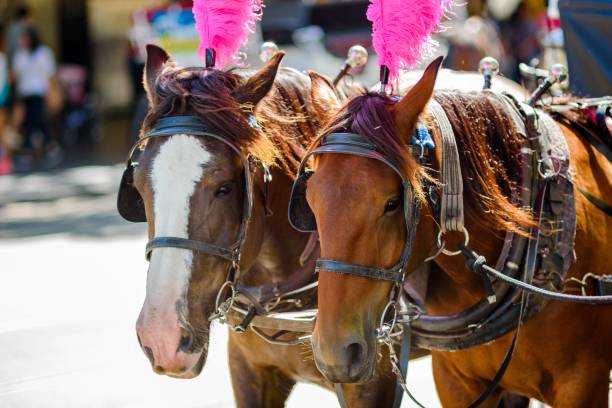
[[311, 332, 376, 383], [136, 307, 207, 378]]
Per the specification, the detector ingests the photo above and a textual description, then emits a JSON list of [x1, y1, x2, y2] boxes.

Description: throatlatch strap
[[428, 99, 464, 233]]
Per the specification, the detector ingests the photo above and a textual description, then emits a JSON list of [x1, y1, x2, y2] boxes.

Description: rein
[[216, 234, 320, 340], [460, 245, 612, 304]]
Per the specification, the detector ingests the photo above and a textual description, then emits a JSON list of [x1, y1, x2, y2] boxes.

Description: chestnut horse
[[299, 58, 612, 406], [120, 45, 402, 407]]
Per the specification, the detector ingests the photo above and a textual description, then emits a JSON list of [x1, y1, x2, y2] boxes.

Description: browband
[[129, 115, 254, 274], [294, 132, 421, 283]]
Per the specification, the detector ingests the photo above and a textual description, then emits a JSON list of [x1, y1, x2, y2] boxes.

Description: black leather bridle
[[288, 132, 421, 283], [117, 115, 258, 277]]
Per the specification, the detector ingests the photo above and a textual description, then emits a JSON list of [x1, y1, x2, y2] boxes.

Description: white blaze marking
[[145, 135, 211, 312]]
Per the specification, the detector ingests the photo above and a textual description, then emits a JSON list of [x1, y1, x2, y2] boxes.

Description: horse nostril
[[143, 346, 155, 366], [178, 327, 194, 352], [346, 341, 365, 369]]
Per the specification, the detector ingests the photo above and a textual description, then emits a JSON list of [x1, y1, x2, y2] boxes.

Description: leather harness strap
[[335, 384, 349, 408], [428, 99, 464, 233], [553, 111, 612, 163], [227, 309, 315, 332], [392, 327, 412, 408], [145, 237, 238, 261], [315, 259, 404, 282], [550, 110, 612, 216], [225, 236, 320, 335]]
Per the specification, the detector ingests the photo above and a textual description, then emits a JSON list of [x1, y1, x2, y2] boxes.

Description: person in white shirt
[[12, 26, 56, 151], [7, 5, 32, 68]]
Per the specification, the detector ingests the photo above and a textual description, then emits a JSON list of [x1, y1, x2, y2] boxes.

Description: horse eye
[[215, 184, 233, 198], [384, 197, 401, 214]]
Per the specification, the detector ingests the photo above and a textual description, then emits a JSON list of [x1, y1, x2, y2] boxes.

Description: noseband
[[288, 133, 422, 283], [117, 115, 259, 278]]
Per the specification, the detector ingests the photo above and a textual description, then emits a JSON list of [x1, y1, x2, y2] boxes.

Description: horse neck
[[239, 69, 317, 286]]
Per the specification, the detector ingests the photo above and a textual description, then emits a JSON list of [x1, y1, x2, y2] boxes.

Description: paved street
[[0, 166, 441, 407]]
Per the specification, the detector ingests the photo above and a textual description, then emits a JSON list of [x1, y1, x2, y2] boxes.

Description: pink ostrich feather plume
[[367, 0, 453, 81], [193, 0, 263, 68]]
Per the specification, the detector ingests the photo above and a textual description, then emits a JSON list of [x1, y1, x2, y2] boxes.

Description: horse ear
[[143, 44, 174, 105], [234, 51, 285, 107], [392, 56, 443, 136], [309, 71, 342, 124]]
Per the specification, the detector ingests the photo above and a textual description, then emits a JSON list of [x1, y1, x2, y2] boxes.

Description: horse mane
[[142, 66, 322, 177], [315, 90, 534, 234], [434, 91, 534, 233], [335, 77, 368, 100]]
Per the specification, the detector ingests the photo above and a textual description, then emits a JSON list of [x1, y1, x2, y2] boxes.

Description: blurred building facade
[[1, 0, 373, 113]]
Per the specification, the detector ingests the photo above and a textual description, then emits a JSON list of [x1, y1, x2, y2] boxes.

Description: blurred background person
[[6, 4, 32, 69], [0, 26, 12, 175], [12, 25, 62, 168], [488, 0, 545, 81]]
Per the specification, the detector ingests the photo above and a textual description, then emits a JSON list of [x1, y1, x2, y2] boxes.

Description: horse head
[[121, 44, 284, 378], [297, 58, 443, 383]]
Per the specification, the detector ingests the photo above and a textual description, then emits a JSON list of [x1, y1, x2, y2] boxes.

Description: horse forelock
[[313, 92, 429, 200]]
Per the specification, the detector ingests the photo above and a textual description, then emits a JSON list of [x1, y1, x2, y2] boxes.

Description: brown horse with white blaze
[[301, 58, 612, 406], [122, 44, 403, 407]]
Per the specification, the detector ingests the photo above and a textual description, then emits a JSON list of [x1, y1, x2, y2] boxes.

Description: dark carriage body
[[559, 0, 612, 96]]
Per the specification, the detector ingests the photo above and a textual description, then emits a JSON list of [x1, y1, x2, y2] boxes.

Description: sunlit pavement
[[0, 166, 441, 407]]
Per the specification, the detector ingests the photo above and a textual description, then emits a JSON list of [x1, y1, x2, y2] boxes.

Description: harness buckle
[[262, 162, 272, 183], [232, 249, 242, 270]]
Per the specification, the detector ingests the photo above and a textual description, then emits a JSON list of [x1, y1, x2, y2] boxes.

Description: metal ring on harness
[[214, 281, 236, 317], [376, 300, 398, 339], [436, 227, 470, 256]]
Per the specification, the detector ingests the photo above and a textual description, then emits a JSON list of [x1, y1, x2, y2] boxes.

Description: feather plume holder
[[205, 48, 216, 69], [380, 65, 390, 93]]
